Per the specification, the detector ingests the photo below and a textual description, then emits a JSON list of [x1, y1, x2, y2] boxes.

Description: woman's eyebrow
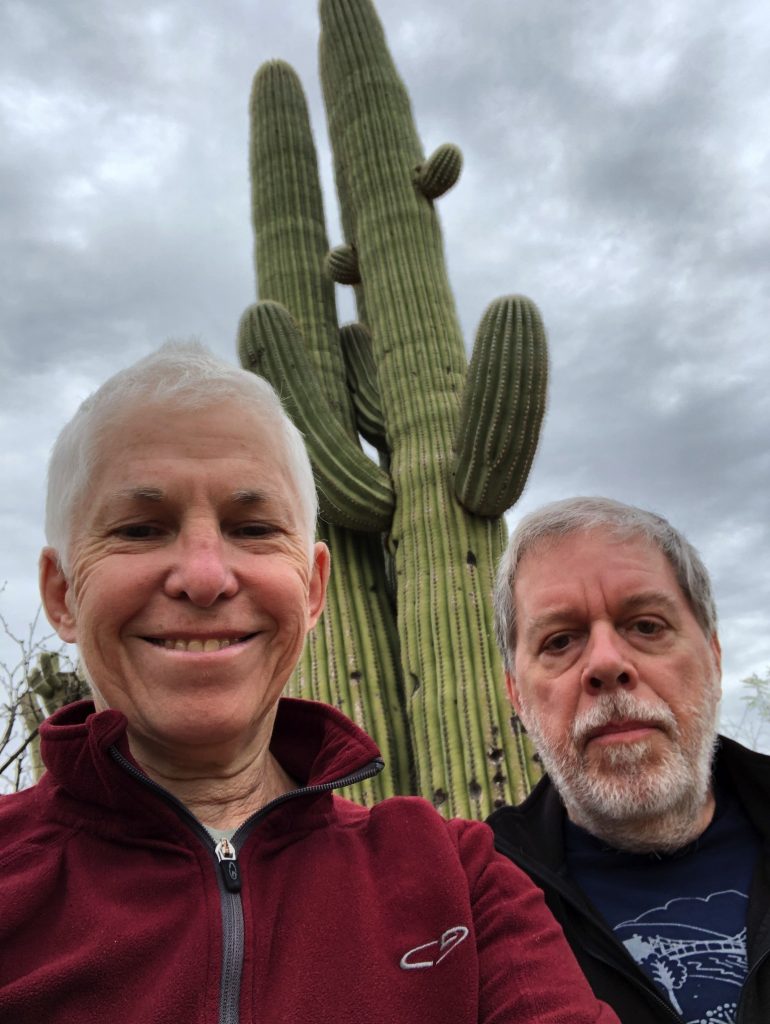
[[231, 489, 269, 506], [108, 486, 166, 504]]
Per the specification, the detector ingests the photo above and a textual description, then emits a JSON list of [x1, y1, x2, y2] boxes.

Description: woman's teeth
[[162, 638, 236, 652]]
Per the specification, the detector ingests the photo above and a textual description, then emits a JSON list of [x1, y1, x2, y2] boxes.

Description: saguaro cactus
[[8, 652, 86, 784], [239, 0, 548, 818]]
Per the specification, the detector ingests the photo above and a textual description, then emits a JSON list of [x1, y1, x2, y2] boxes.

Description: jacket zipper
[[215, 837, 240, 891], [110, 745, 384, 1024]]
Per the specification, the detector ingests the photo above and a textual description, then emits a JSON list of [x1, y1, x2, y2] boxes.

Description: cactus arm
[[338, 322, 387, 452], [15, 652, 88, 783], [250, 60, 350, 418], [238, 302, 393, 532], [453, 295, 549, 517], [30, 651, 87, 716]]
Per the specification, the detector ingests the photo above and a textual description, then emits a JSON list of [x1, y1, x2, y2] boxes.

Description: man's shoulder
[[715, 734, 770, 834], [485, 774, 569, 875], [717, 733, 770, 769], [487, 774, 563, 836]]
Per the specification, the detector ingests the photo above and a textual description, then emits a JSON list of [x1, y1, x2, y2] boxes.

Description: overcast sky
[[1, 0, 768, 742]]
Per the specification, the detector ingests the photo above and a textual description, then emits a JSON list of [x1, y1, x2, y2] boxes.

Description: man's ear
[[39, 548, 77, 643], [709, 632, 723, 697], [505, 670, 527, 724], [306, 541, 330, 629]]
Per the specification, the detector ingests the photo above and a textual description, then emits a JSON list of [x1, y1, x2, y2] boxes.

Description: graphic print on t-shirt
[[615, 889, 747, 1024]]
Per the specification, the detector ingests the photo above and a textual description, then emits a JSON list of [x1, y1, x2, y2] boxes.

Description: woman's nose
[[163, 527, 238, 607]]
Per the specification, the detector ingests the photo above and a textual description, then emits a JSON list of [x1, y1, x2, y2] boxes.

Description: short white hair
[[493, 496, 717, 672], [45, 341, 317, 571]]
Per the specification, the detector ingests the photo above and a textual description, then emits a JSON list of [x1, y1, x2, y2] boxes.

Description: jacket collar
[[487, 774, 568, 874], [39, 697, 382, 816], [714, 735, 770, 843]]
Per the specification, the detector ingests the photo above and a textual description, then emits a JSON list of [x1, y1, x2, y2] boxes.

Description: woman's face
[[40, 400, 328, 768]]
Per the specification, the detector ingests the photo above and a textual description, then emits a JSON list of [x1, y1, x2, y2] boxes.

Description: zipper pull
[[215, 837, 241, 893]]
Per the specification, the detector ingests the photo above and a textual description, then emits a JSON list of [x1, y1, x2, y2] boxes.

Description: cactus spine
[[239, 0, 547, 817]]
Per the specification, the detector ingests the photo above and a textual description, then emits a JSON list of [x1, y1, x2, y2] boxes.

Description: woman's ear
[[39, 548, 77, 643], [307, 541, 331, 629]]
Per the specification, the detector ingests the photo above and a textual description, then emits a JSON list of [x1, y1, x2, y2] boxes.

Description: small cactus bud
[[415, 143, 463, 200], [325, 244, 361, 284]]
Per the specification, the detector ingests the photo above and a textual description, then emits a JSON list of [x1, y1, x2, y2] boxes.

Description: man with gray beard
[[487, 497, 770, 1024]]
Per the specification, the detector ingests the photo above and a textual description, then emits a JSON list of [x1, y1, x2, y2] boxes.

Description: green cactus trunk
[[242, 60, 412, 803], [240, 0, 547, 817]]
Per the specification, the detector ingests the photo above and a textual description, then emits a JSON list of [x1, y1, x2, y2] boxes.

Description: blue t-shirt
[[566, 783, 761, 1024]]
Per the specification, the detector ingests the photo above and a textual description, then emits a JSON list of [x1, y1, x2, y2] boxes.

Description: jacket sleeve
[[454, 820, 620, 1024]]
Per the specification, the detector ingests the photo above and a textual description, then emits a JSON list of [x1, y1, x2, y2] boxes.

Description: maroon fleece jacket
[[0, 698, 618, 1024]]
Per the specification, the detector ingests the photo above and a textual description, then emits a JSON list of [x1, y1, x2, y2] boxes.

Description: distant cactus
[[238, 0, 547, 817], [5, 652, 87, 784]]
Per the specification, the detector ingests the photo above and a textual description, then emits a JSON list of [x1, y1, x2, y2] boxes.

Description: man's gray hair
[[45, 340, 318, 571], [493, 496, 717, 672]]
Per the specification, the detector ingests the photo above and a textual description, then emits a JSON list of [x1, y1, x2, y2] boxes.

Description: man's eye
[[632, 619, 663, 636], [542, 633, 572, 654]]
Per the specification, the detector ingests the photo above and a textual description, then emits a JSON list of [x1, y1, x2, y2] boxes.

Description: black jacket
[[487, 736, 770, 1023]]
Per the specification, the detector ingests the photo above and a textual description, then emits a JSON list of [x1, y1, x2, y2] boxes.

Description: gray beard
[[521, 688, 719, 853]]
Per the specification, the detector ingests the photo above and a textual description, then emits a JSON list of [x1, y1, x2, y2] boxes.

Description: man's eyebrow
[[618, 591, 681, 617], [523, 609, 579, 638]]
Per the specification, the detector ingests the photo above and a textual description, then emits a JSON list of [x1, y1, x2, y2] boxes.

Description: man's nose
[[164, 527, 238, 607], [580, 624, 637, 693]]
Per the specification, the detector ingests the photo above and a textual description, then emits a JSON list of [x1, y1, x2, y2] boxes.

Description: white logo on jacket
[[399, 926, 469, 970]]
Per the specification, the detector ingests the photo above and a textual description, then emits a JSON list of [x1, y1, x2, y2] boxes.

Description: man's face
[[40, 401, 328, 765], [508, 528, 721, 843]]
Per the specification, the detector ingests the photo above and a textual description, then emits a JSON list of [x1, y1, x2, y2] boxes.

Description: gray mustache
[[571, 691, 677, 746]]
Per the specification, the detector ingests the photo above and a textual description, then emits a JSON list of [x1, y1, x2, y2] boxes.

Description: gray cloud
[[1, 0, 768, 740]]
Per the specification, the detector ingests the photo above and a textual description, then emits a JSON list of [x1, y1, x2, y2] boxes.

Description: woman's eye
[[233, 523, 274, 538], [117, 524, 161, 539]]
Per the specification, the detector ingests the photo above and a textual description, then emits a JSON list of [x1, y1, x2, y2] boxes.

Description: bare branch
[[0, 725, 40, 778]]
